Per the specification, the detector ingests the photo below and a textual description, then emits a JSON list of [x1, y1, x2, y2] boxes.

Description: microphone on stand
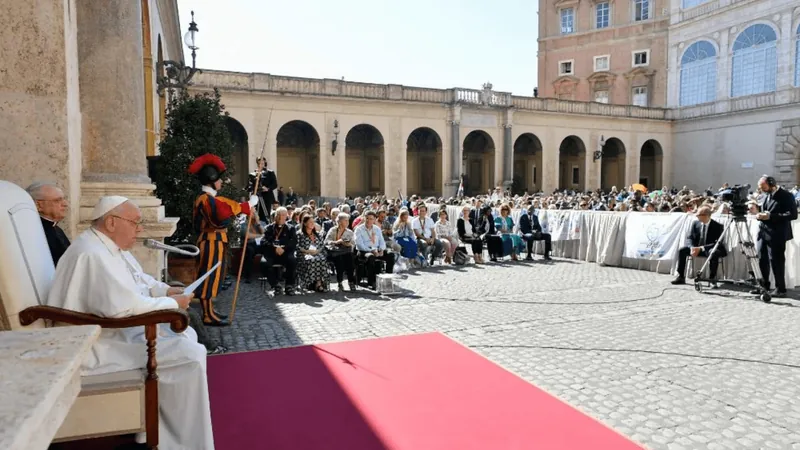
[[143, 239, 200, 257]]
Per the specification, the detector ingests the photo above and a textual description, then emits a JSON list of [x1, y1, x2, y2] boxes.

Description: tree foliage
[[154, 88, 240, 243]]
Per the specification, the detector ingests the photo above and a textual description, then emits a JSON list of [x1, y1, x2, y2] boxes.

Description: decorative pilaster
[[502, 108, 514, 188], [445, 105, 462, 197], [76, 0, 176, 277]]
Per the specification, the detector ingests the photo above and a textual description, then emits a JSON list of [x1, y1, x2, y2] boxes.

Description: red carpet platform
[[207, 333, 642, 450]]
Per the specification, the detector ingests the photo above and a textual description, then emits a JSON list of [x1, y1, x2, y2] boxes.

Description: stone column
[[717, 30, 730, 113], [445, 105, 462, 197], [75, 0, 176, 277], [503, 124, 513, 187], [0, 0, 83, 237], [776, 13, 794, 94]]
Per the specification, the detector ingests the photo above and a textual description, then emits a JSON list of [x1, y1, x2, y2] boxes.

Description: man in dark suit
[[26, 182, 71, 265], [754, 175, 797, 297], [249, 158, 279, 222], [518, 205, 552, 260], [672, 206, 727, 285], [259, 207, 297, 296]]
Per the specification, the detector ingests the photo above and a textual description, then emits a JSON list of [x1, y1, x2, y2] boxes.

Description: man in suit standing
[[672, 205, 727, 285], [250, 158, 279, 222], [26, 182, 71, 265], [753, 175, 797, 297], [518, 205, 552, 261]]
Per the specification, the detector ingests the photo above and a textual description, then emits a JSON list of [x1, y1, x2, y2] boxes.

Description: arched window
[[680, 41, 717, 106], [731, 24, 778, 97], [795, 24, 800, 87]]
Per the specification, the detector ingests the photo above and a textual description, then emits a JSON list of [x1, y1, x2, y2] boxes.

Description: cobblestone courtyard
[[207, 259, 800, 449]]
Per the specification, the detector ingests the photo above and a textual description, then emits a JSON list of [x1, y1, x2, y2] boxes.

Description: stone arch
[[225, 117, 249, 193], [462, 130, 495, 196], [558, 136, 586, 191], [639, 139, 664, 190], [406, 127, 443, 197], [513, 133, 543, 194], [276, 120, 321, 197], [345, 124, 384, 197], [601, 137, 626, 191]]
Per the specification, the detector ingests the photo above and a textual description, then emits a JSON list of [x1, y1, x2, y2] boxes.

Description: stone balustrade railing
[[191, 70, 799, 122], [192, 71, 667, 120], [667, 89, 800, 120]]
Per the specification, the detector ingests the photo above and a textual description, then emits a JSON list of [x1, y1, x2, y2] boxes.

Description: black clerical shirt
[[41, 217, 71, 265]]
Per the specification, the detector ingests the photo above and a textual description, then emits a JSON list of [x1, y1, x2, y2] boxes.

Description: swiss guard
[[189, 153, 258, 326]]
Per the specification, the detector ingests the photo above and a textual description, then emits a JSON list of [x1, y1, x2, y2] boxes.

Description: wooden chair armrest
[[18, 305, 189, 333]]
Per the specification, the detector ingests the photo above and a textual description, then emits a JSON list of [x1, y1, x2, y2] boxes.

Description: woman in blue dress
[[494, 204, 524, 260], [392, 208, 419, 260]]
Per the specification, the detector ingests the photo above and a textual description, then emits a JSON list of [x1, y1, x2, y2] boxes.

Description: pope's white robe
[[46, 229, 215, 450]]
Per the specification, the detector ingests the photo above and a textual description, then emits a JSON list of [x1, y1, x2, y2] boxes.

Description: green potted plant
[[152, 89, 242, 284]]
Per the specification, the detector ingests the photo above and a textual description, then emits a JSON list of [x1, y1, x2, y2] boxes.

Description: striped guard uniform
[[193, 186, 251, 324]]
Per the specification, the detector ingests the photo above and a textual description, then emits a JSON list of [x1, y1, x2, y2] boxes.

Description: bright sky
[[176, 0, 539, 96]]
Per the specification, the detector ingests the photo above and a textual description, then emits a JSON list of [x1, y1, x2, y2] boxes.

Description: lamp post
[[331, 120, 340, 155], [594, 135, 606, 161], [156, 11, 202, 96]]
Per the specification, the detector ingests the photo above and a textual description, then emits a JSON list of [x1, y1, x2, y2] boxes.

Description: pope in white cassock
[[46, 196, 215, 450]]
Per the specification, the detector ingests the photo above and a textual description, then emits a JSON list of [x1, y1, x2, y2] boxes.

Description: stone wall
[[775, 118, 800, 185]]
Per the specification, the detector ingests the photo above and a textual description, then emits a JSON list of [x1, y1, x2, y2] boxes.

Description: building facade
[[537, 0, 670, 107], [667, 0, 800, 188], [0, 0, 183, 275], [190, 72, 673, 199]]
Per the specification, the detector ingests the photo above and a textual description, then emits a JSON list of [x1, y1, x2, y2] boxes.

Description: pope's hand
[[248, 195, 259, 207], [166, 287, 183, 296], [171, 293, 193, 309]]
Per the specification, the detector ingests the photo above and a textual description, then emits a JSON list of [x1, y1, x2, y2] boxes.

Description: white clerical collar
[[90, 228, 121, 255], [41, 216, 59, 227], [202, 185, 217, 197]]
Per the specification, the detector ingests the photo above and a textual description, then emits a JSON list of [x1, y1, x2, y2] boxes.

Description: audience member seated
[[378, 208, 401, 253], [435, 209, 458, 264], [354, 210, 395, 290], [392, 208, 419, 260], [260, 207, 298, 296], [296, 215, 330, 292], [672, 206, 727, 285], [26, 181, 71, 265], [46, 196, 214, 449], [240, 209, 265, 283], [412, 204, 444, 265], [476, 205, 503, 262], [325, 212, 357, 292], [457, 205, 484, 263], [519, 205, 553, 260], [495, 204, 524, 260]]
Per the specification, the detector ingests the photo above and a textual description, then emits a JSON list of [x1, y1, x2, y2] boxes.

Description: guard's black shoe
[[213, 309, 228, 320], [203, 318, 230, 327], [671, 276, 686, 285], [771, 290, 787, 298]]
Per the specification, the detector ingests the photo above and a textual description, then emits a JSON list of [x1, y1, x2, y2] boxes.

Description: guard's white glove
[[248, 195, 259, 208]]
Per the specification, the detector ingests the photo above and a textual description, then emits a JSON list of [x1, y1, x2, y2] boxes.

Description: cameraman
[[753, 175, 798, 297]]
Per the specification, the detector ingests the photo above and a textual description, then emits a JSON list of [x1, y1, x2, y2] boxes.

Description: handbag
[[453, 246, 469, 265]]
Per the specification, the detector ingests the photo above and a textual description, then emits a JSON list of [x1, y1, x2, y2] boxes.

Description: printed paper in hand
[[183, 261, 222, 295]]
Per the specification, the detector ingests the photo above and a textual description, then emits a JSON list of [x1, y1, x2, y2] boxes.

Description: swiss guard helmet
[[188, 153, 226, 186]]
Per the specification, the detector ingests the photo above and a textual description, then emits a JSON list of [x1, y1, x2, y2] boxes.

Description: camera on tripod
[[719, 184, 750, 218]]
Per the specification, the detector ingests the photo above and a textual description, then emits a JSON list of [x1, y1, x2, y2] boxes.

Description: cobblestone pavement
[[206, 259, 800, 450]]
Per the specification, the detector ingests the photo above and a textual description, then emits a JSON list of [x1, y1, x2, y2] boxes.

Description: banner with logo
[[623, 213, 685, 260]]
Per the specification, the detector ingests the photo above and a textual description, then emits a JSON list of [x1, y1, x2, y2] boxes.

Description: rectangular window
[[596, 2, 610, 29], [594, 55, 610, 71], [558, 60, 574, 76], [560, 8, 574, 34], [634, 0, 650, 21], [632, 86, 648, 106], [594, 90, 610, 103], [632, 50, 650, 67], [572, 166, 580, 185]]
